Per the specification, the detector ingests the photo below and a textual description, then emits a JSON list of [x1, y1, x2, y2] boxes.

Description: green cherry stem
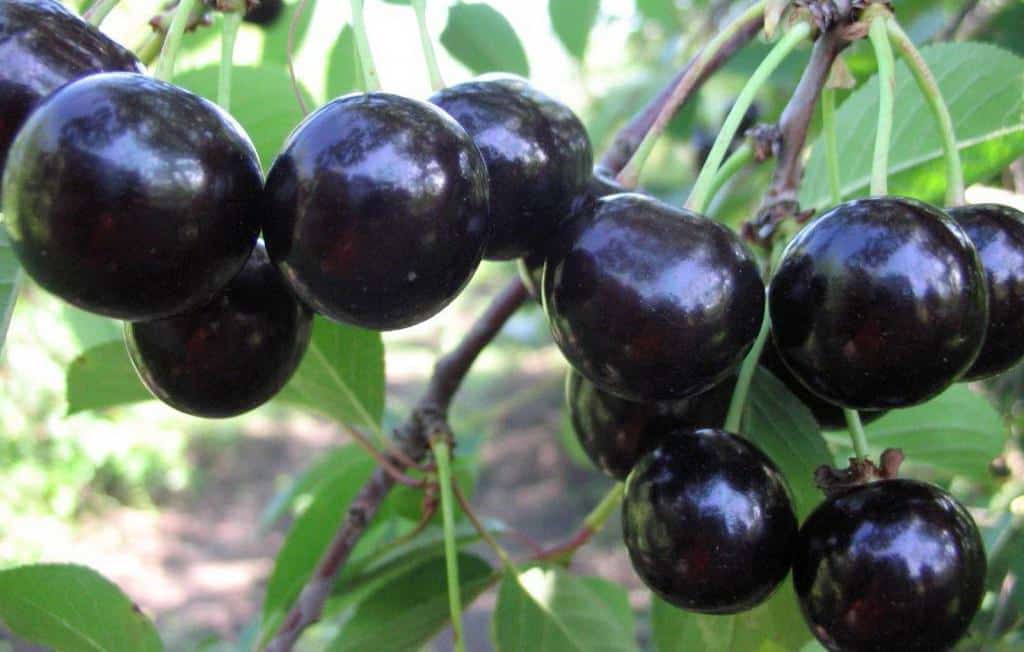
[[350, 0, 382, 92], [822, 87, 842, 204], [83, 0, 119, 27], [154, 0, 198, 82], [886, 18, 964, 206], [705, 142, 754, 209], [616, 0, 768, 188], [135, 30, 164, 68], [411, 0, 444, 92], [724, 307, 770, 433], [867, 16, 895, 197], [686, 20, 813, 214], [432, 439, 466, 652], [583, 482, 625, 533], [844, 408, 870, 460], [217, 11, 243, 111]]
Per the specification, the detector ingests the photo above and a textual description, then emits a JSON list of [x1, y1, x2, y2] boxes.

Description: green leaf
[[260, 0, 316, 64], [826, 385, 1007, 483], [0, 229, 20, 358], [441, 3, 530, 77], [0, 563, 163, 652], [66, 340, 150, 416], [635, 0, 679, 27], [259, 451, 376, 645], [326, 25, 362, 99], [801, 42, 1024, 209], [174, 65, 312, 171], [277, 317, 386, 431], [260, 444, 364, 531], [327, 553, 494, 651], [492, 566, 638, 651], [651, 580, 811, 652], [62, 305, 121, 351], [549, 0, 600, 61], [743, 368, 832, 519]]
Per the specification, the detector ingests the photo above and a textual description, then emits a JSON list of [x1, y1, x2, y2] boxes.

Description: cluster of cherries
[[2, 2, 1022, 650]]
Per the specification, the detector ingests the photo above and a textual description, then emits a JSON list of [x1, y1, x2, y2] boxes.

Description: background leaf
[[801, 42, 1024, 209], [326, 25, 362, 99], [492, 566, 638, 651], [549, 0, 600, 61], [441, 3, 530, 77], [66, 340, 149, 415], [0, 564, 163, 652], [0, 229, 20, 358]]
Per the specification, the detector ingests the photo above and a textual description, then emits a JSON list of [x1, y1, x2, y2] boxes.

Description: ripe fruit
[[3, 72, 262, 321], [263, 92, 489, 331], [769, 197, 987, 410], [544, 192, 764, 401], [0, 0, 141, 198], [793, 479, 985, 651], [126, 244, 313, 418], [243, 0, 283, 25], [567, 369, 733, 480], [431, 75, 593, 260], [759, 341, 887, 430], [948, 203, 1024, 380], [622, 429, 797, 613]]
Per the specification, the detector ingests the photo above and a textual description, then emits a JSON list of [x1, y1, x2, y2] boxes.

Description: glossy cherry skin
[[431, 75, 593, 260], [567, 369, 734, 480], [948, 203, 1024, 380], [244, 0, 283, 25], [769, 197, 987, 410], [3, 72, 262, 321], [759, 340, 887, 430], [622, 428, 798, 614], [263, 92, 489, 331], [793, 479, 985, 652], [126, 245, 312, 418], [544, 192, 765, 401], [0, 0, 141, 199]]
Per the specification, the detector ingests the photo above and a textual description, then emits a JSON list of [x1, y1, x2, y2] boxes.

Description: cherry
[[430, 75, 593, 260], [622, 428, 797, 614], [243, 0, 283, 25], [567, 369, 733, 480], [769, 197, 987, 410], [126, 244, 312, 418], [948, 203, 1024, 380], [544, 192, 764, 402], [759, 340, 887, 430], [263, 92, 489, 331], [2, 72, 262, 321], [793, 479, 985, 651], [0, 0, 141, 199]]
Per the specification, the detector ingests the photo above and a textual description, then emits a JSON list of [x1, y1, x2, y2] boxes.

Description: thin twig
[[453, 482, 515, 568]]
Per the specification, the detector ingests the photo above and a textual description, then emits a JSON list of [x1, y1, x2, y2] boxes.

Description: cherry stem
[[867, 15, 894, 197], [725, 308, 770, 433], [349, 0, 382, 92], [536, 483, 624, 563], [886, 18, 964, 206], [616, 0, 767, 189], [411, 0, 444, 92], [687, 20, 813, 214], [705, 143, 754, 211], [83, 0, 119, 27], [287, 0, 311, 116], [452, 482, 515, 569], [844, 408, 870, 460], [431, 439, 466, 652], [217, 11, 243, 110], [134, 30, 164, 67], [154, 0, 198, 82], [822, 87, 842, 204]]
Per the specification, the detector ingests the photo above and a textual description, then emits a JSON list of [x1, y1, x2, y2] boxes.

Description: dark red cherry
[[263, 92, 489, 331], [2, 72, 262, 320], [567, 369, 733, 480], [430, 75, 593, 260], [948, 203, 1024, 380], [793, 479, 985, 651], [126, 244, 312, 418], [769, 197, 987, 410], [622, 428, 798, 614], [0, 0, 141, 199], [544, 192, 764, 401], [759, 340, 887, 430], [243, 0, 283, 25]]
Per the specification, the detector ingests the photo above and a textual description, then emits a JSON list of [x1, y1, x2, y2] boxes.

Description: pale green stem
[[616, 0, 767, 188], [583, 483, 625, 532], [886, 18, 964, 206], [705, 143, 754, 208], [83, 0, 119, 27], [725, 309, 770, 432], [350, 0, 382, 92], [433, 440, 465, 652], [218, 12, 243, 111], [822, 88, 842, 204], [411, 0, 444, 92], [135, 30, 165, 68], [154, 0, 198, 82], [844, 408, 869, 460], [686, 21, 813, 213], [867, 17, 895, 197]]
